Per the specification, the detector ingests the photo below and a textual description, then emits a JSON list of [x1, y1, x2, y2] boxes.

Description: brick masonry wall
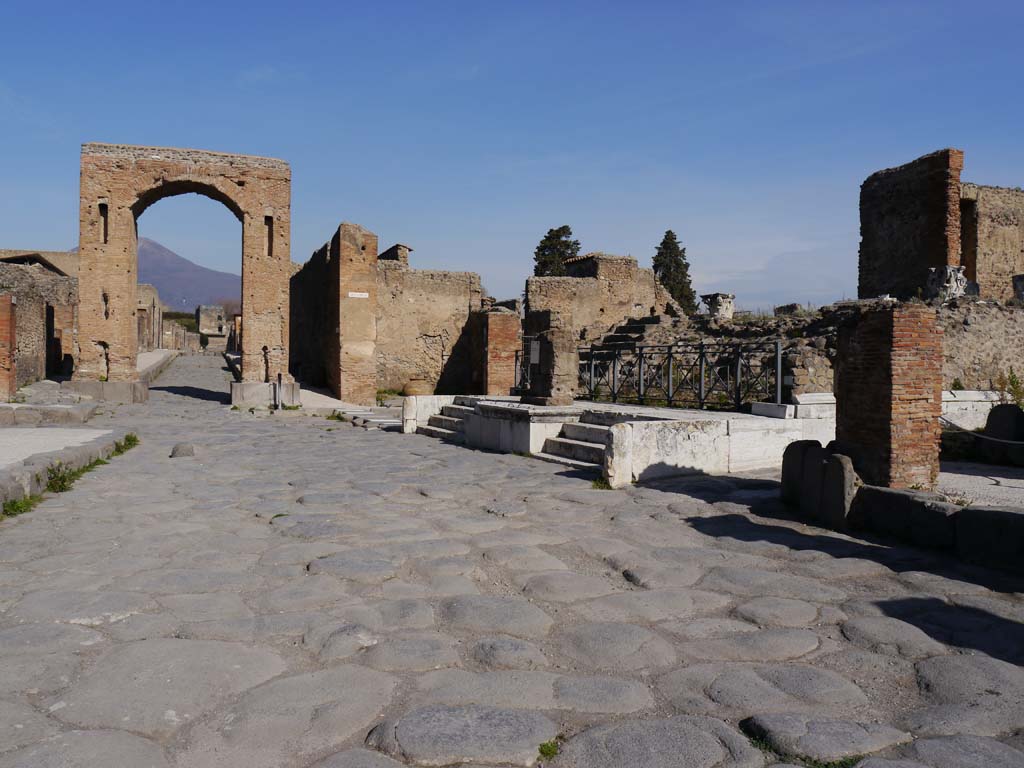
[[859, 149, 963, 300], [0, 263, 78, 386], [836, 302, 943, 489], [961, 183, 1024, 301], [483, 309, 520, 396], [77, 143, 291, 383], [0, 295, 15, 400]]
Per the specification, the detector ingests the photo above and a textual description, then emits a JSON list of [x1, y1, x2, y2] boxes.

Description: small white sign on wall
[[347, 291, 370, 299]]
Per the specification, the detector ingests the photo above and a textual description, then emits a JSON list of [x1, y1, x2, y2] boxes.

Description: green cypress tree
[[533, 225, 580, 277], [653, 229, 698, 314]]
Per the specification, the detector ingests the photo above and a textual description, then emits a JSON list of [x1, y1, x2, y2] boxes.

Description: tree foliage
[[533, 225, 580, 277], [652, 229, 698, 314]]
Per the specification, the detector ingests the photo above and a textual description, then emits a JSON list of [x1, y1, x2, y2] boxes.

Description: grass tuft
[[591, 476, 612, 490], [46, 459, 108, 493], [3, 495, 42, 518], [113, 433, 139, 456], [538, 739, 560, 759]]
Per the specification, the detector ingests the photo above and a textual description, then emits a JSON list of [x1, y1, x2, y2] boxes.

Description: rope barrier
[[940, 415, 1024, 446]]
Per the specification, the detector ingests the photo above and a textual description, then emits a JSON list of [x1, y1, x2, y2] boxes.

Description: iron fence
[[577, 340, 783, 410]]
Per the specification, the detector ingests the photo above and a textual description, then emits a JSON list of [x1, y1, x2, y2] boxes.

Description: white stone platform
[[0, 427, 112, 471]]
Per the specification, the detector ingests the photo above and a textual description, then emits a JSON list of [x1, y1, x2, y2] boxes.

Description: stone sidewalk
[[0, 355, 1022, 767]]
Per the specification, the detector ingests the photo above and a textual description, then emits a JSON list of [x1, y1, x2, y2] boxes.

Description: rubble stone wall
[[526, 254, 676, 343], [961, 183, 1024, 302], [858, 149, 963, 300], [0, 263, 77, 386]]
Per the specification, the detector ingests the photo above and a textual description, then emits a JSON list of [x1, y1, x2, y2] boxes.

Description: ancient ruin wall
[[0, 263, 77, 386], [526, 254, 676, 343], [940, 301, 1024, 389], [858, 149, 963, 300], [137, 284, 163, 353], [376, 261, 483, 392], [961, 183, 1024, 301], [0, 296, 15, 400], [77, 143, 291, 383], [0, 249, 79, 277]]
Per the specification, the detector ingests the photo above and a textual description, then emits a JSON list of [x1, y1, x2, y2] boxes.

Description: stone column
[[835, 302, 943, 489], [0, 295, 16, 401], [335, 222, 378, 406]]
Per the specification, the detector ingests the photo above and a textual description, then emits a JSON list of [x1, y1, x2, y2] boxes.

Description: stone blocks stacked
[[521, 310, 577, 406]]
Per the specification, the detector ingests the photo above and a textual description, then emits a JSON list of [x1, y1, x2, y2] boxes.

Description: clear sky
[[2, 1, 1022, 308]]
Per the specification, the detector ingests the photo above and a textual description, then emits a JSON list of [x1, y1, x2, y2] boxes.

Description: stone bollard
[[798, 443, 827, 521], [819, 454, 858, 531], [781, 440, 818, 506]]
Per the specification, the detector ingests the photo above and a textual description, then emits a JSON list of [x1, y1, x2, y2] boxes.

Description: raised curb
[[0, 403, 97, 426]]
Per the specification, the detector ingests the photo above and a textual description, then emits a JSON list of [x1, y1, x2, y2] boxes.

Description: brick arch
[[75, 143, 292, 385]]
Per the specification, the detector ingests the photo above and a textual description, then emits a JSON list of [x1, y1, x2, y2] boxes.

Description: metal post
[[589, 355, 595, 399], [611, 352, 619, 403], [775, 340, 783, 405], [637, 347, 645, 404], [667, 349, 674, 407], [734, 349, 743, 410], [698, 342, 706, 409]]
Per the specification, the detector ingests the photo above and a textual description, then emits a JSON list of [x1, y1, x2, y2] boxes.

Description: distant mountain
[[137, 238, 241, 311]]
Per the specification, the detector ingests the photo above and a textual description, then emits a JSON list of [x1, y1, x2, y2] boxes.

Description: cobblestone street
[[1, 356, 1022, 767]]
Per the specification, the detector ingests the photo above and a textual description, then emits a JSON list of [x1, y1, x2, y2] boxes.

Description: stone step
[[417, 425, 466, 444], [429, 414, 465, 432], [542, 436, 605, 465], [453, 396, 481, 407], [532, 452, 602, 472], [562, 422, 610, 443], [442, 404, 475, 418]]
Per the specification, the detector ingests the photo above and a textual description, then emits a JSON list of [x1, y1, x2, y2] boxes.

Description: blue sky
[[2, 1, 1022, 308]]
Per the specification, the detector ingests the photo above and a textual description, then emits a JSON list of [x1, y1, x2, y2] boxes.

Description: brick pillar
[[483, 309, 520, 396], [335, 222, 378, 406], [835, 302, 943, 489], [0, 295, 16, 401]]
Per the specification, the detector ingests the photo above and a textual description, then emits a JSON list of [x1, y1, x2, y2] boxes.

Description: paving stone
[[841, 617, 948, 659], [553, 715, 764, 768], [482, 545, 568, 571], [520, 571, 619, 602], [472, 636, 549, 669], [178, 666, 397, 768], [311, 749, 408, 768], [0, 729, 170, 768], [659, 662, 868, 717], [742, 713, 911, 763], [365, 704, 557, 766], [735, 597, 820, 627], [678, 628, 821, 661], [439, 595, 554, 638], [660, 617, 760, 640], [307, 551, 401, 583], [905, 654, 1024, 736], [909, 734, 1024, 768], [304, 621, 380, 661], [701, 566, 848, 602], [0, 698, 60, 752], [572, 588, 731, 622], [0, 651, 80, 696], [9, 589, 157, 625], [552, 674, 655, 714], [361, 631, 461, 671], [0, 622, 106, 653], [49, 638, 286, 738], [158, 592, 254, 622], [559, 622, 677, 670]]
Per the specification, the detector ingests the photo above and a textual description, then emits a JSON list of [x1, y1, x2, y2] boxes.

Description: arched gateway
[[74, 143, 293, 397]]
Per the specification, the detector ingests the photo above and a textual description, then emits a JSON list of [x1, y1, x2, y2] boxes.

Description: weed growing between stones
[[538, 739, 561, 759], [326, 411, 345, 421], [2, 495, 41, 517], [747, 736, 864, 768], [112, 433, 139, 456], [281, 404, 302, 411], [591, 476, 612, 490], [46, 459, 108, 493]]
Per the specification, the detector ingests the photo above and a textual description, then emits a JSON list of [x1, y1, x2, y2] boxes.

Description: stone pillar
[[521, 309, 577, 406], [835, 302, 943, 489], [482, 308, 520, 396], [0, 295, 16, 401], [336, 222, 378, 406]]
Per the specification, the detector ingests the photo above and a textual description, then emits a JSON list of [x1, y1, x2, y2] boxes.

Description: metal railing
[[577, 340, 783, 410], [513, 335, 537, 394]]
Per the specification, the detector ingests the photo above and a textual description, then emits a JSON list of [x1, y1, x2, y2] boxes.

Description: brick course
[[482, 309, 520, 396], [835, 302, 943, 489]]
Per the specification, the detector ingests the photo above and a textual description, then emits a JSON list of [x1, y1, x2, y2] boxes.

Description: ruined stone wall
[[0, 249, 79, 277], [940, 301, 1024, 389], [196, 305, 226, 336], [835, 302, 943, 489], [376, 261, 484, 393], [0, 263, 77, 386], [858, 149, 963, 300], [526, 254, 676, 343], [961, 183, 1024, 301], [289, 241, 338, 391], [136, 283, 163, 353]]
